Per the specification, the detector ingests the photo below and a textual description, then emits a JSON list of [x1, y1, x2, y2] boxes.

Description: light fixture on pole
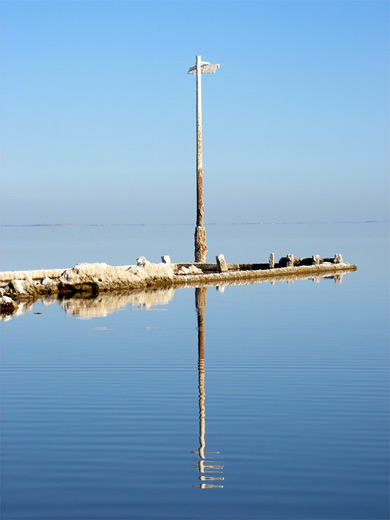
[[188, 56, 220, 263]]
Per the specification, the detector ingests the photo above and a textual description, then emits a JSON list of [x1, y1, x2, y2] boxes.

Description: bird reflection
[[192, 287, 224, 489]]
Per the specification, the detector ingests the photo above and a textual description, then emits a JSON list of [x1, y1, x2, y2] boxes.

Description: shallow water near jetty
[[1, 223, 389, 519]]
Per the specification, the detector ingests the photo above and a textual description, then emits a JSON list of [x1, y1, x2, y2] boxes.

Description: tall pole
[[188, 56, 219, 262], [194, 55, 207, 263]]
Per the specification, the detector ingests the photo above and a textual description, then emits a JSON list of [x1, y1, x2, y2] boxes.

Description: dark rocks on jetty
[[0, 253, 357, 315]]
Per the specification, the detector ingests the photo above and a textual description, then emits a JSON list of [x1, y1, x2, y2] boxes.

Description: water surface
[[1, 223, 388, 519]]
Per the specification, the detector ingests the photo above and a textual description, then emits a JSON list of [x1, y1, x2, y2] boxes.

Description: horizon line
[[1, 220, 388, 228]]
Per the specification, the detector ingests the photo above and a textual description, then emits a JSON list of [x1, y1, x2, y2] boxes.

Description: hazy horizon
[[1, 219, 389, 227]]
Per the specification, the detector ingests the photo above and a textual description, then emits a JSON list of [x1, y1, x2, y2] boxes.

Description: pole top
[[188, 60, 220, 75]]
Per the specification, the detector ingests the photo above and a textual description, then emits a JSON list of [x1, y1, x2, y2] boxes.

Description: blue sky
[[1, 0, 388, 224]]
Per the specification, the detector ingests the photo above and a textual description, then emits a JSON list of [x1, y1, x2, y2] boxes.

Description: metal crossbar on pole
[[188, 56, 220, 263]]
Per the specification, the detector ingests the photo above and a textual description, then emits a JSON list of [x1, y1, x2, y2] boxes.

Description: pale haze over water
[[1, 223, 388, 519]]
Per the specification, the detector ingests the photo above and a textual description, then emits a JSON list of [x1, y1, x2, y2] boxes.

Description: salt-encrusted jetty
[[0, 59, 358, 317], [0, 253, 357, 316]]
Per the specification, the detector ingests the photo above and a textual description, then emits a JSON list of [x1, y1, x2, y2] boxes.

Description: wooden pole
[[194, 55, 208, 263]]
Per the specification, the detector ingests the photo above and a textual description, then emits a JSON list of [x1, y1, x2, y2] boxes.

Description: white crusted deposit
[[177, 265, 203, 275], [59, 259, 174, 292]]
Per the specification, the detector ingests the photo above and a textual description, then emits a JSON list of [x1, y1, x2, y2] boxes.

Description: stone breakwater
[[0, 254, 357, 314]]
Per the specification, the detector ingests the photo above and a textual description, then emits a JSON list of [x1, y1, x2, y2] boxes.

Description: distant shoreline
[[1, 221, 388, 228]]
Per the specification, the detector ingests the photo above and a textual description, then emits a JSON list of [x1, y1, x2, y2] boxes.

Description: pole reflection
[[192, 287, 224, 489]]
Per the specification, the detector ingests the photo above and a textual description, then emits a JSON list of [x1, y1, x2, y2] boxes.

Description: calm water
[[1, 223, 389, 519]]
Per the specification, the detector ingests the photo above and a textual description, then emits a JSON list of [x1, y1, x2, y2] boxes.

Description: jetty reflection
[[59, 288, 175, 319], [0, 269, 353, 322], [192, 287, 224, 489]]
